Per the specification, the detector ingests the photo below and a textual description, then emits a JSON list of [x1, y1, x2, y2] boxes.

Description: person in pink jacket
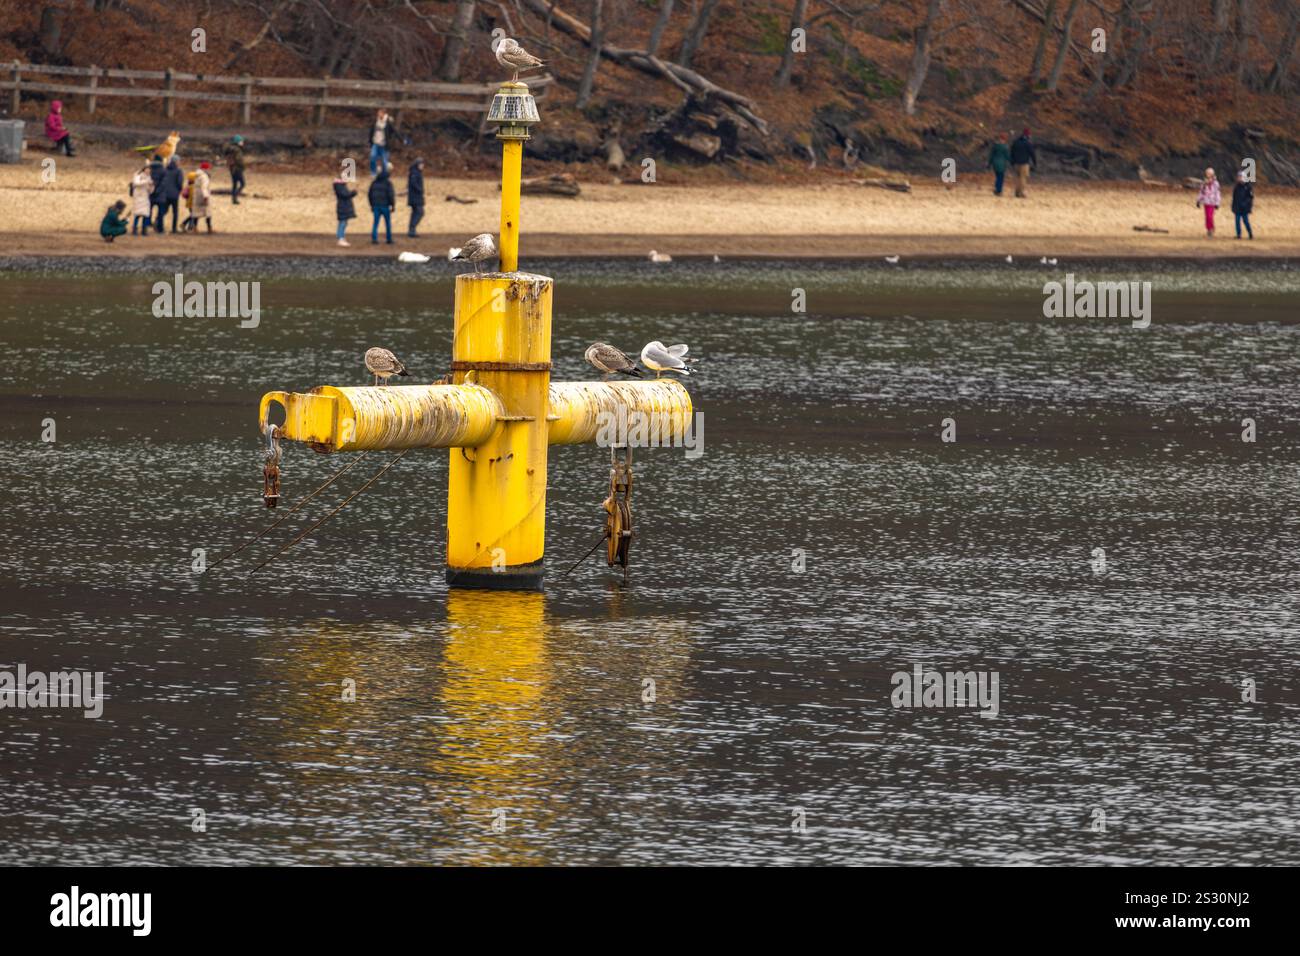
[[1196, 166, 1221, 237], [45, 100, 75, 156]]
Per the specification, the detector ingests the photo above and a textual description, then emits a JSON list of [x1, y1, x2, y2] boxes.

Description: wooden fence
[[3, 61, 553, 125]]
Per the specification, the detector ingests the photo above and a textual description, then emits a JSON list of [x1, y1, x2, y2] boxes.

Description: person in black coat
[[1010, 128, 1037, 198], [407, 158, 426, 237], [1231, 171, 1254, 239], [334, 175, 358, 247], [367, 164, 395, 245], [147, 154, 165, 232], [155, 155, 184, 233]]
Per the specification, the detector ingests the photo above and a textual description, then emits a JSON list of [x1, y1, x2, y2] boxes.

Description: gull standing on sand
[[585, 342, 642, 380], [495, 38, 544, 82], [450, 233, 497, 272], [640, 341, 695, 378], [365, 347, 409, 386]]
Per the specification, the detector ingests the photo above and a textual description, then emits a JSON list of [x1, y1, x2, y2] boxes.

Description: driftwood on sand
[[517, 173, 581, 197], [848, 165, 912, 193], [444, 194, 478, 204], [518, 0, 767, 135], [1132, 224, 1170, 234]]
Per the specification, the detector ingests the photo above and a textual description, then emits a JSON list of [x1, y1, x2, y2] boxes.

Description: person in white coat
[[193, 161, 214, 233], [129, 165, 153, 235]]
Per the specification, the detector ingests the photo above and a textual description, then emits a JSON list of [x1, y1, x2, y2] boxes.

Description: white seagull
[[365, 347, 409, 386], [495, 38, 544, 82], [450, 233, 497, 272], [648, 249, 672, 263], [585, 342, 642, 380], [1005, 254, 1014, 263], [640, 341, 695, 378], [884, 255, 900, 264], [398, 251, 430, 263]]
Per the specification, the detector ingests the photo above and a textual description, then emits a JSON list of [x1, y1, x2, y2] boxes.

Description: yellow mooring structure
[[257, 81, 693, 590]]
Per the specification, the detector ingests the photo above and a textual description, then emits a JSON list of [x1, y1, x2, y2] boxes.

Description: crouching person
[[100, 200, 129, 242]]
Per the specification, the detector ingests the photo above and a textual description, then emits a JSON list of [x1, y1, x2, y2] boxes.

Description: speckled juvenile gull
[[365, 347, 409, 386], [585, 342, 641, 380]]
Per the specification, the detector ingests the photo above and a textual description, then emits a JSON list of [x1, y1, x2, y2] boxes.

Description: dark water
[[1, 259, 1298, 865]]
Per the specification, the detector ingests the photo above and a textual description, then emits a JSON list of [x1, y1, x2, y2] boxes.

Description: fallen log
[[519, 173, 581, 197], [1132, 224, 1170, 233], [444, 194, 479, 204], [852, 176, 911, 193], [518, 0, 767, 134]]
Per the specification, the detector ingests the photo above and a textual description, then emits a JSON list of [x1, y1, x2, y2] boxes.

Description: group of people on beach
[[986, 125, 1258, 239], [97, 132, 247, 242], [333, 109, 426, 246], [1196, 166, 1255, 239]]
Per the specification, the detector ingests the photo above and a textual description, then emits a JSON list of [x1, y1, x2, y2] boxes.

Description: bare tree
[[647, 0, 675, 57], [1264, 0, 1300, 91], [1208, 0, 1232, 65], [439, 0, 477, 81], [576, 0, 605, 106], [1027, 0, 1058, 85], [1235, 0, 1255, 86], [902, 0, 944, 115], [677, 0, 721, 68], [1044, 0, 1082, 91], [775, 0, 810, 88]]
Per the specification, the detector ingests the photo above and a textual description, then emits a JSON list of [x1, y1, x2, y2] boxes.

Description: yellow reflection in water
[[438, 589, 552, 864]]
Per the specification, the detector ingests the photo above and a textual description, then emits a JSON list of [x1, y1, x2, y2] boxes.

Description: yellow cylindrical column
[[500, 139, 522, 273], [446, 273, 553, 589]]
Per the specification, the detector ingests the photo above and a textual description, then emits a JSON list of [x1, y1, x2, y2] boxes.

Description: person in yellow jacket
[[182, 171, 198, 232]]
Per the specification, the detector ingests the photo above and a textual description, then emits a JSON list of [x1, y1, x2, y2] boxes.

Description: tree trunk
[[39, 3, 66, 56], [1235, 0, 1253, 87], [1264, 7, 1300, 92], [1028, 0, 1058, 84], [576, 0, 605, 106], [1044, 0, 1082, 92], [1208, 0, 1231, 65], [438, 0, 477, 82], [647, 0, 675, 56], [677, 0, 721, 68], [775, 0, 810, 88], [902, 0, 944, 115]]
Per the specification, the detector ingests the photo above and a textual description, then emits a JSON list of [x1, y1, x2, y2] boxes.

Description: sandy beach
[[3, 147, 1298, 259]]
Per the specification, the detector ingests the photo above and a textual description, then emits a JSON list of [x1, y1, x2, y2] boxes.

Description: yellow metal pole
[[500, 139, 522, 273]]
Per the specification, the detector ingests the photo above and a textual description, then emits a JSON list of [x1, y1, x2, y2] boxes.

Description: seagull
[[712, 254, 721, 263], [365, 347, 409, 386], [884, 255, 900, 264], [648, 249, 672, 263], [398, 251, 430, 263], [585, 342, 642, 380], [1005, 254, 1014, 263], [450, 233, 497, 272], [495, 38, 544, 82], [641, 341, 695, 378]]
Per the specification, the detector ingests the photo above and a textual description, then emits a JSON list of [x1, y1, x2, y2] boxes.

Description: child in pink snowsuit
[[1196, 167, 1221, 237], [45, 100, 74, 156]]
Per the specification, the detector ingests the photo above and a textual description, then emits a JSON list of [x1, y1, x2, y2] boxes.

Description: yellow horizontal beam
[[260, 380, 692, 451]]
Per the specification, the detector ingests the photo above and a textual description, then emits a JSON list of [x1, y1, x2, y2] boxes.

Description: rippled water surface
[[1, 259, 1298, 865]]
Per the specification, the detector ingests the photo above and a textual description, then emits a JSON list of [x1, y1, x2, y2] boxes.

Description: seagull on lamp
[[585, 342, 642, 380], [450, 233, 497, 272], [365, 347, 409, 386], [495, 38, 544, 82]]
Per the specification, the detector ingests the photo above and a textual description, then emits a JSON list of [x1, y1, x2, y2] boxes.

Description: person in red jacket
[[45, 100, 75, 156]]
